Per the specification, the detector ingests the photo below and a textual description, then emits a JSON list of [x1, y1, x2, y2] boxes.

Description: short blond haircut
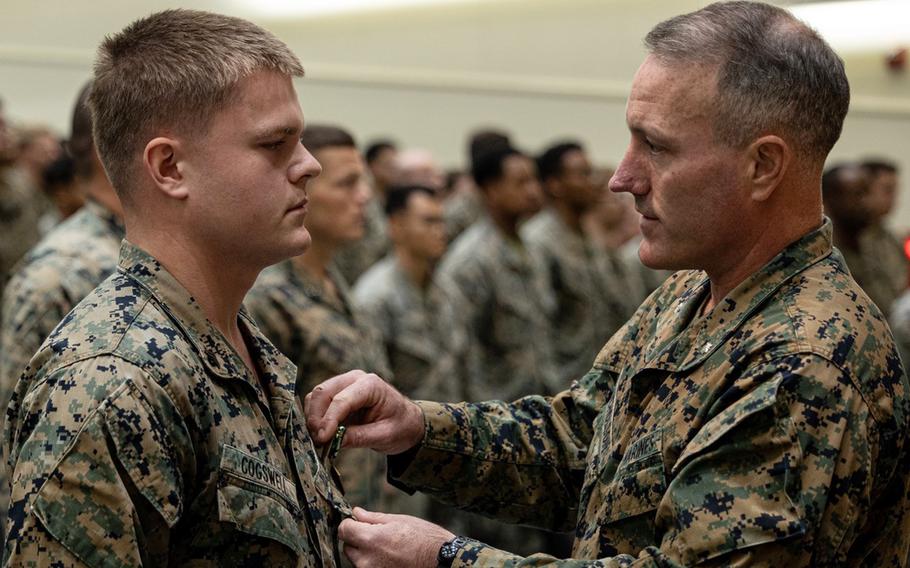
[[88, 9, 304, 198]]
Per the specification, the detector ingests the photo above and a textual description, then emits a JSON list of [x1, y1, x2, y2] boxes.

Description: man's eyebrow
[[255, 125, 301, 139]]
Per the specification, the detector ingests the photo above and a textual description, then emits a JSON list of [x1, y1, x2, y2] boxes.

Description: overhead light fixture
[[788, 0, 910, 53], [230, 0, 503, 19]]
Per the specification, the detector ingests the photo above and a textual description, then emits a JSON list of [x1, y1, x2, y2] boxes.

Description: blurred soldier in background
[[443, 129, 509, 242], [437, 145, 557, 402], [524, 141, 633, 385], [859, 159, 908, 312], [0, 83, 124, 542], [246, 124, 394, 514], [0, 102, 42, 298], [333, 140, 397, 284]]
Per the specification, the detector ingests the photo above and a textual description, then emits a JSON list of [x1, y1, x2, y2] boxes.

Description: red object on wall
[[887, 47, 907, 72]]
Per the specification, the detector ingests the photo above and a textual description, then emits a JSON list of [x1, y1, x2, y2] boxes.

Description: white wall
[[2, 0, 909, 228]]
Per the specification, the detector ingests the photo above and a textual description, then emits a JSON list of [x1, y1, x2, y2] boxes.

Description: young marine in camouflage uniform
[[307, 3, 910, 566], [2, 10, 350, 566]]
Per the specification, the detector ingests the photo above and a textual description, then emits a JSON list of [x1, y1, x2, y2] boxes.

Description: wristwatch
[[437, 536, 469, 567]]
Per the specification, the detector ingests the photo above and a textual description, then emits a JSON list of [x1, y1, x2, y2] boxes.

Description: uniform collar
[[642, 218, 835, 372], [117, 241, 296, 401]]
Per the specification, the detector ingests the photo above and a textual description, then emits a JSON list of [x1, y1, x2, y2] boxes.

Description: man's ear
[[143, 137, 189, 200], [747, 135, 791, 202]]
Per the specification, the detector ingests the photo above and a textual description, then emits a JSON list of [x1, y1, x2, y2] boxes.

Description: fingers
[[351, 507, 389, 524], [305, 371, 368, 443], [319, 374, 385, 436]]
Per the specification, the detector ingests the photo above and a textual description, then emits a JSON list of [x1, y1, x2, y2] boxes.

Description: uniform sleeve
[[389, 366, 609, 532], [394, 353, 910, 566], [5, 359, 190, 567]]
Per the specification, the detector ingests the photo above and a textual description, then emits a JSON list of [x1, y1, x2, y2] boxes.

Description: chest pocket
[[217, 444, 308, 559], [583, 427, 668, 558], [600, 427, 667, 523]]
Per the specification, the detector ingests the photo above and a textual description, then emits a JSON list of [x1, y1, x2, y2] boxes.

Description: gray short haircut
[[88, 9, 304, 198], [645, 1, 850, 162]]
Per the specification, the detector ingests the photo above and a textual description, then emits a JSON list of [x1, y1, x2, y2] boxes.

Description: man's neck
[[396, 249, 433, 290], [704, 214, 822, 313], [83, 176, 124, 220], [295, 239, 338, 282], [126, 227, 257, 347], [552, 201, 585, 235], [488, 208, 519, 239]]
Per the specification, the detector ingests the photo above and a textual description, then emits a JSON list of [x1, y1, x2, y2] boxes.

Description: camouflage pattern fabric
[[436, 217, 560, 402], [843, 223, 909, 314], [443, 190, 483, 243], [334, 197, 390, 286], [0, 199, 123, 546], [246, 261, 396, 514], [352, 255, 468, 403], [3, 241, 350, 566], [390, 219, 910, 566], [0, 168, 41, 296], [522, 209, 636, 385]]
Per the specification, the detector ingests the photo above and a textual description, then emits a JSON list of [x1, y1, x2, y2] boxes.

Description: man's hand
[[340, 507, 456, 568], [305, 370, 425, 455]]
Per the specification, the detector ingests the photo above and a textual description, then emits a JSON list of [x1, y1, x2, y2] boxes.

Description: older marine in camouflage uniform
[[3, 243, 350, 566], [437, 217, 559, 402], [246, 260, 394, 512], [390, 220, 910, 565], [522, 209, 634, 385]]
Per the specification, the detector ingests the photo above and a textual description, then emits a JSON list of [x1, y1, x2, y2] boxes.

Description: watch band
[[437, 536, 469, 567]]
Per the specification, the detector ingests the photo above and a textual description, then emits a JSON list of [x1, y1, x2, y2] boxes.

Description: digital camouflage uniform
[[0, 168, 41, 296], [353, 255, 468, 403], [522, 209, 636, 385], [0, 199, 123, 546], [334, 198, 390, 286], [443, 190, 483, 244], [437, 217, 560, 403], [390, 220, 910, 566], [3, 242, 350, 566], [245, 260, 396, 514]]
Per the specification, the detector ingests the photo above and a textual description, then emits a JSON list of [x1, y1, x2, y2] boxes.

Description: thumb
[[352, 507, 391, 524]]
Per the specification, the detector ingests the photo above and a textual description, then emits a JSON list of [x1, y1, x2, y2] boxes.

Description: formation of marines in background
[[0, 1, 908, 566]]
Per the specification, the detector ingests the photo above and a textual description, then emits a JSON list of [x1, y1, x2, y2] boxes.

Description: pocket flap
[[217, 483, 304, 557], [673, 376, 783, 475]]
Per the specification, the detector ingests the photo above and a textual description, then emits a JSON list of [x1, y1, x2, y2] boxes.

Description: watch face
[[441, 543, 458, 559]]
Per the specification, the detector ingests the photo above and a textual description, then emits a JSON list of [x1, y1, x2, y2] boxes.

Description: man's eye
[[263, 140, 285, 150], [645, 139, 661, 153]]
